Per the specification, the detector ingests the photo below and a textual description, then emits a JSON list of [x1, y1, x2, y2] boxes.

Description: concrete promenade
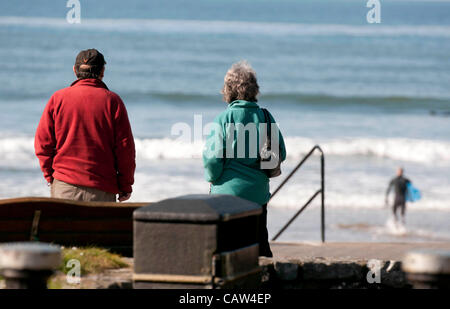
[[271, 241, 450, 261]]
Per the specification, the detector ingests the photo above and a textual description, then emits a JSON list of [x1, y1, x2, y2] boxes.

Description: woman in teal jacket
[[203, 61, 287, 257]]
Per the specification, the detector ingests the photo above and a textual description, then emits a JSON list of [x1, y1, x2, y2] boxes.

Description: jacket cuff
[[45, 175, 54, 184]]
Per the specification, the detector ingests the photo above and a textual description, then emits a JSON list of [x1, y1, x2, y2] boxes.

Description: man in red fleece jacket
[[35, 49, 136, 202]]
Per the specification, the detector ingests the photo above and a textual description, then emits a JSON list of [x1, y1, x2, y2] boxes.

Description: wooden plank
[[37, 232, 133, 246], [0, 232, 29, 242], [0, 197, 148, 252], [0, 232, 132, 246], [0, 197, 147, 208], [0, 197, 147, 219], [0, 219, 133, 233]]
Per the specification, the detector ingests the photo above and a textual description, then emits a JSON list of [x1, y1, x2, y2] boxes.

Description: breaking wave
[[1, 136, 449, 168]]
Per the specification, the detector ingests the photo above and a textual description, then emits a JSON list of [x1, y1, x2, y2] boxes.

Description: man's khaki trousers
[[51, 179, 116, 202]]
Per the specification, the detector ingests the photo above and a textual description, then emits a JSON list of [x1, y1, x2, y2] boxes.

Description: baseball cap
[[74, 49, 106, 74]]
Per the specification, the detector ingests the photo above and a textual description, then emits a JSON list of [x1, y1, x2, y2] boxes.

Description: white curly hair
[[221, 60, 259, 103]]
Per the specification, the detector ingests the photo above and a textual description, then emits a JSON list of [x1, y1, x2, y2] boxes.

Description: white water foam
[[285, 137, 450, 165], [135, 136, 450, 164], [385, 217, 408, 236], [0, 137, 37, 169], [331, 216, 450, 242], [1, 17, 450, 37], [1, 136, 449, 211], [2, 136, 450, 168]]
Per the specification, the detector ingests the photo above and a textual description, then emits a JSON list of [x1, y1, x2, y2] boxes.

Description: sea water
[[0, 0, 449, 242]]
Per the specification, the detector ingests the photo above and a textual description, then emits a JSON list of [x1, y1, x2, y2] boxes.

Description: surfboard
[[406, 182, 421, 202]]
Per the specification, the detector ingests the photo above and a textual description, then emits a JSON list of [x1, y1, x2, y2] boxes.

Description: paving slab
[[271, 242, 450, 262]]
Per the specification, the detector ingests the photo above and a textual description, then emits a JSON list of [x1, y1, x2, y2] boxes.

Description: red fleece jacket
[[35, 78, 136, 194]]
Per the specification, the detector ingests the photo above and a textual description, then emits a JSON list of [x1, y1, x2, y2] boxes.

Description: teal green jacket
[[202, 100, 287, 205]]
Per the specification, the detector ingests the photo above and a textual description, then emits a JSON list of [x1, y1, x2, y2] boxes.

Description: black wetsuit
[[386, 176, 410, 217]]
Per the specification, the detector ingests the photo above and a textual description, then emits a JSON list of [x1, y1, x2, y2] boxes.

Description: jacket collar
[[70, 78, 109, 90], [228, 100, 259, 108]]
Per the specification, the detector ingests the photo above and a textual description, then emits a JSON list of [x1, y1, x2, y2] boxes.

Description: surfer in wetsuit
[[385, 167, 410, 224]]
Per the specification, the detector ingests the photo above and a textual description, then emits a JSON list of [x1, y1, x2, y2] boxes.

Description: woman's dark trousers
[[259, 204, 273, 257]]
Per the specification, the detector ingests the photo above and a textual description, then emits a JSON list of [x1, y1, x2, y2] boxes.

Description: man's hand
[[118, 192, 131, 202]]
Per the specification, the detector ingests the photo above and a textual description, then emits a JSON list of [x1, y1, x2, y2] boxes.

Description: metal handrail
[[270, 145, 325, 242]]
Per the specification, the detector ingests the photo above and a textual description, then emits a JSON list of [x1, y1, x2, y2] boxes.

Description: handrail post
[[269, 145, 326, 242], [320, 150, 325, 243], [271, 190, 321, 242]]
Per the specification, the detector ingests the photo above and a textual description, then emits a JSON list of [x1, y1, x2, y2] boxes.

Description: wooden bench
[[0, 197, 148, 256]]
